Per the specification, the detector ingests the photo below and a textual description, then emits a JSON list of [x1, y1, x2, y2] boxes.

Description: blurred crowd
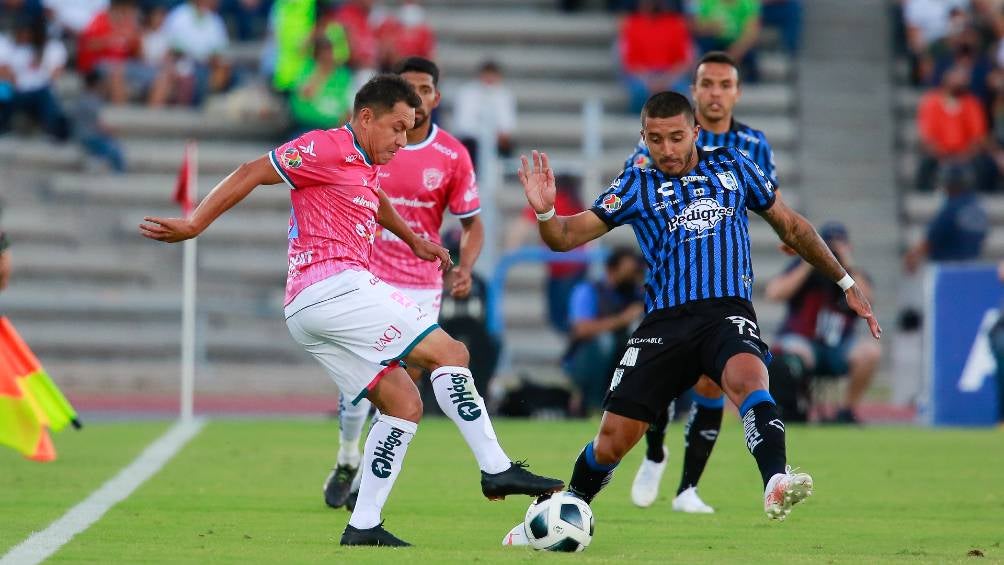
[[896, 0, 1004, 193], [612, 0, 802, 113]]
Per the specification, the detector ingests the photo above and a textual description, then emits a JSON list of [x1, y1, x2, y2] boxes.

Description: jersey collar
[[402, 124, 439, 151], [343, 123, 374, 167]]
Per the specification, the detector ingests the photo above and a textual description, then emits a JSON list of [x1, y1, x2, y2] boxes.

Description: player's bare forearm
[[141, 156, 279, 243], [458, 215, 484, 272], [376, 189, 420, 248], [538, 211, 609, 252], [759, 198, 846, 283]]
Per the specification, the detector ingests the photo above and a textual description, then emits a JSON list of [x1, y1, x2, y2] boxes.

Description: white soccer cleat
[[630, 446, 668, 508], [501, 523, 529, 546], [764, 465, 813, 521], [672, 486, 715, 514]]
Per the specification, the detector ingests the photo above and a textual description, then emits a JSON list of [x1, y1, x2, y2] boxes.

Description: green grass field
[[3, 416, 1003, 564]]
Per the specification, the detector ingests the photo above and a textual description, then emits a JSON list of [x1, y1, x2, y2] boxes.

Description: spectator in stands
[[266, 0, 320, 94], [330, 0, 378, 78], [564, 247, 645, 416], [75, 71, 126, 173], [76, 0, 145, 104], [766, 222, 881, 424], [0, 0, 43, 32], [453, 60, 516, 168], [506, 174, 589, 333], [141, 5, 175, 106], [690, 0, 762, 82], [0, 16, 70, 141], [0, 222, 9, 293], [219, 0, 272, 41], [42, 0, 109, 36], [904, 163, 989, 271], [375, 0, 435, 71], [162, 0, 232, 106], [288, 36, 353, 134], [617, 0, 694, 114], [903, 0, 968, 85], [930, 16, 992, 104], [916, 63, 991, 191], [760, 0, 801, 54]]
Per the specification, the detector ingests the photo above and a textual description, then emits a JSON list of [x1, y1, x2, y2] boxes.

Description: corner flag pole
[[180, 141, 198, 423]]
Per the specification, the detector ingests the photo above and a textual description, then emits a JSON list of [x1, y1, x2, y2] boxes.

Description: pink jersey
[[369, 125, 480, 289], [269, 126, 382, 305]]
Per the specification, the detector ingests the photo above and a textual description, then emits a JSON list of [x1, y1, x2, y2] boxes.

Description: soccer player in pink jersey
[[140, 75, 562, 547], [324, 57, 487, 511]]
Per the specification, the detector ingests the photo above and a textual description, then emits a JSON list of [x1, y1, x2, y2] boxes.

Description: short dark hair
[[478, 59, 501, 74], [605, 246, 640, 271], [640, 91, 695, 126], [393, 57, 440, 87], [353, 74, 422, 116], [695, 51, 741, 83]]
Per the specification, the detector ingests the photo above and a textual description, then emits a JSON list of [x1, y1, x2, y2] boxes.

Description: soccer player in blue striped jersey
[[515, 92, 881, 526], [628, 51, 778, 515]]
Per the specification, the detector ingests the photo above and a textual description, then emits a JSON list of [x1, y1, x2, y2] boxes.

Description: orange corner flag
[[0, 317, 80, 461]]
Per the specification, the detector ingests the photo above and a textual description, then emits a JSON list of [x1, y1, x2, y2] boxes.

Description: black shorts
[[603, 297, 771, 423]]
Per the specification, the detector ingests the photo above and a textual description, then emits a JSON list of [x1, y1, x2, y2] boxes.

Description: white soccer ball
[[523, 492, 594, 552]]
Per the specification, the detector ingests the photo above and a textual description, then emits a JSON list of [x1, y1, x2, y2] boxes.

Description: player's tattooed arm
[[518, 150, 609, 251], [376, 189, 453, 271], [758, 194, 882, 339], [140, 155, 280, 243]]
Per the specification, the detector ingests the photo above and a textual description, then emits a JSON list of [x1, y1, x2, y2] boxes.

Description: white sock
[[348, 415, 417, 530], [338, 394, 371, 467], [430, 366, 511, 474]]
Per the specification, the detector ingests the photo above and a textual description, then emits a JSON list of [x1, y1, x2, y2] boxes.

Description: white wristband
[[837, 273, 855, 291], [535, 208, 556, 222]]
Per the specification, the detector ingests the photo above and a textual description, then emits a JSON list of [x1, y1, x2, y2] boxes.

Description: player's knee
[[429, 337, 469, 370], [722, 354, 769, 400], [591, 437, 627, 466], [854, 341, 881, 366], [397, 395, 424, 423]]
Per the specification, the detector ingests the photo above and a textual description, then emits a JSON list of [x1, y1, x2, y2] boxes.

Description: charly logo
[[448, 374, 481, 421], [667, 198, 734, 233], [371, 426, 406, 478]]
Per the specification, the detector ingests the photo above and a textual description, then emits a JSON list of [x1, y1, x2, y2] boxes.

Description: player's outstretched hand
[[517, 150, 557, 215], [846, 285, 882, 339], [140, 217, 199, 243], [412, 239, 453, 272], [450, 266, 472, 299]]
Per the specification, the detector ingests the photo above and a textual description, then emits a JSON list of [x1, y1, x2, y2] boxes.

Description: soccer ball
[[523, 492, 594, 552]]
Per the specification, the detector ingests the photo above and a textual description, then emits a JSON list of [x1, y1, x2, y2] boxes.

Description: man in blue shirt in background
[[564, 247, 645, 416], [904, 163, 989, 272]]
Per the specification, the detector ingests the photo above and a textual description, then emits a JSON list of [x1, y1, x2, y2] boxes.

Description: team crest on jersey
[[716, 172, 739, 191], [667, 198, 735, 233], [281, 147, 302, 169], [633, 153, 651, 168], [423, 168, 445, 190], [601, 193, 622, 212]]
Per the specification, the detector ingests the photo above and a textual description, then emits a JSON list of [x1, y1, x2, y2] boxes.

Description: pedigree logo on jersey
[[423, 168, 444, 190], [601, 193, 622, 212], [667, 198, 735, 233], [281, 147, 302, 169]]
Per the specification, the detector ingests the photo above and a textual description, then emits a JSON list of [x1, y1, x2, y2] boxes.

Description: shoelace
[[511, 459, 529, 470], [784, 465, 800, 476]]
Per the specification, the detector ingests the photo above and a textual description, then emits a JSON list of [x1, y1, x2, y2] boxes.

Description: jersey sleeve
[[756, 133, 779, 187], [589, 169, 639, 229], [732, 148, 776, 212], [447, 148, 480, 218], [268, 130, 344, 189]]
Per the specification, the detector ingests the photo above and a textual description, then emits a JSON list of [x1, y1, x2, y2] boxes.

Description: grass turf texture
[[2, 417, 1003, 563]]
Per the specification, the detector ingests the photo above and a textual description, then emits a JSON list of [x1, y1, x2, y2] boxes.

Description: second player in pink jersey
[[325, 57, 489, 511]]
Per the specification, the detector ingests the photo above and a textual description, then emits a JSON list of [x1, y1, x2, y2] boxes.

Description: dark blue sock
[[740, 390, 787, 488], [568, 441, 618, 503]]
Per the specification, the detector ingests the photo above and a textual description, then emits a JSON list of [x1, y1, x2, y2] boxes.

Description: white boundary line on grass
[[1, 418, 206, 565]]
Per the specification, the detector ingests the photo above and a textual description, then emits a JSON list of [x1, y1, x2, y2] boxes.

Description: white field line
[[1, 418, 207, 565]]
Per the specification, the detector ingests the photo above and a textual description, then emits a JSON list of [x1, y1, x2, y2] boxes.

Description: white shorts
[[400, 287, 442, 319], [284, 270, 439, 406]]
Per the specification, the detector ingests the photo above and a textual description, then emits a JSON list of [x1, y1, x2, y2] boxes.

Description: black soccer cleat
[[340, 522, 411, 547], [323, 464, 357, 509], [481, 460, 565, 500]]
